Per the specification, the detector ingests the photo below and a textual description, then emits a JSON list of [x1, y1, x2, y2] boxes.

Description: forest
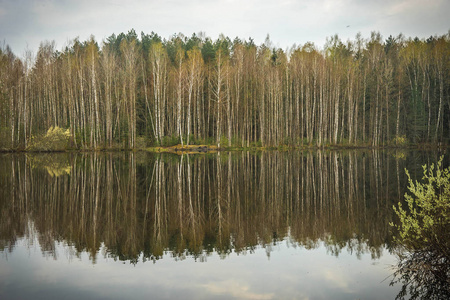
[[0, 30, 449, 150]]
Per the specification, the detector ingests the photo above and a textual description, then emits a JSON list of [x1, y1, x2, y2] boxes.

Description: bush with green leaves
[[392, 157, 449, 250], [393, 135, 408, 146], [390, 157, 450, 299], [27, 126, 72, 151]]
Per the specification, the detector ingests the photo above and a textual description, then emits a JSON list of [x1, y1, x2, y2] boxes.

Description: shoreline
[[1, 143, 448, 154]]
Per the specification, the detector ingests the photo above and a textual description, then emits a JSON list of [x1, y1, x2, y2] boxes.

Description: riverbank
[[1, 142, 448, 154]]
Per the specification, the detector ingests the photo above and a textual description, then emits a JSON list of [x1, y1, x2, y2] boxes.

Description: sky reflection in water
[[1, 233, 398, 300]]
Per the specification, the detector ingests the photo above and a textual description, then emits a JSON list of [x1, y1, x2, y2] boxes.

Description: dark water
[[0, 150, 447, 299]]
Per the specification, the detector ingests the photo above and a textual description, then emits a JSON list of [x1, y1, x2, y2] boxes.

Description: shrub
[[249, 140, 262, 148], [392, 157, 449, 249], [219, 135, 229, 147], [27, 126, 72, 151], [390, 157, 450, 299], [231, 135, 242, 147], [393, 135, 408, 146], [160, 135, 179, 147], [135, 136, 149, 149]]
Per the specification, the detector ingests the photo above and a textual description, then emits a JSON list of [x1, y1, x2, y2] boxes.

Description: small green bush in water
[[390, 157, 450, 299], [392, 157, 449, 249], [27, 126, 72, 151]]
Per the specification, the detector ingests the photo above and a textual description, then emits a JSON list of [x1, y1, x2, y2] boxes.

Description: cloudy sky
[[1, 0, 449, 55]]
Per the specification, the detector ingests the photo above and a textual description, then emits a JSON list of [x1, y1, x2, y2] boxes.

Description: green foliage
[[393, 135, 408, 146], [390, 157, 450, 299], [135, 136, 150, 149], [219, 135, 229, 148], [27, 126, 72, 151], [282, 136, 295, 146], [160, 135, 180, 147], [230, 135, 243, 147], [392, 157, 450, 249], [249, 140, 262, 148], [190, 136, 215, 146]]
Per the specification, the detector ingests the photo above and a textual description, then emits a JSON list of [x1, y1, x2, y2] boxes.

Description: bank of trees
[[0, 30, 449, 149]]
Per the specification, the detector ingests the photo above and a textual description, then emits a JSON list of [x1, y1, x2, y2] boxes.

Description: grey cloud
[[1, 0, 448, 55]]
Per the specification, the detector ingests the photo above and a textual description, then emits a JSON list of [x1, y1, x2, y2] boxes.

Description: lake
[[0, 150, 447, 299]]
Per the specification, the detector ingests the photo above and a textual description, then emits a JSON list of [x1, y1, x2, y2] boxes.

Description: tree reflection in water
[[0, 151, 444, 268], [391, 246, 450, 300]]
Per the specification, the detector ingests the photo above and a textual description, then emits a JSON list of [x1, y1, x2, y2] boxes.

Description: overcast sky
[[1, 0, 449, 56]]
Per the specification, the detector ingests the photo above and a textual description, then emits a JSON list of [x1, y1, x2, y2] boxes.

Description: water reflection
[[391, 246, 450, 300], [2, 150, 440, 263], [2, 150, 448, 299]]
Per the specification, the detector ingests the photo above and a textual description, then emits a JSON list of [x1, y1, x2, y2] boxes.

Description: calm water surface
[[0, 150, 447, 299]]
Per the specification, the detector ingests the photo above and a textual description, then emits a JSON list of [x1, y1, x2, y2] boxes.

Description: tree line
[[0, 30, 449, 149]]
